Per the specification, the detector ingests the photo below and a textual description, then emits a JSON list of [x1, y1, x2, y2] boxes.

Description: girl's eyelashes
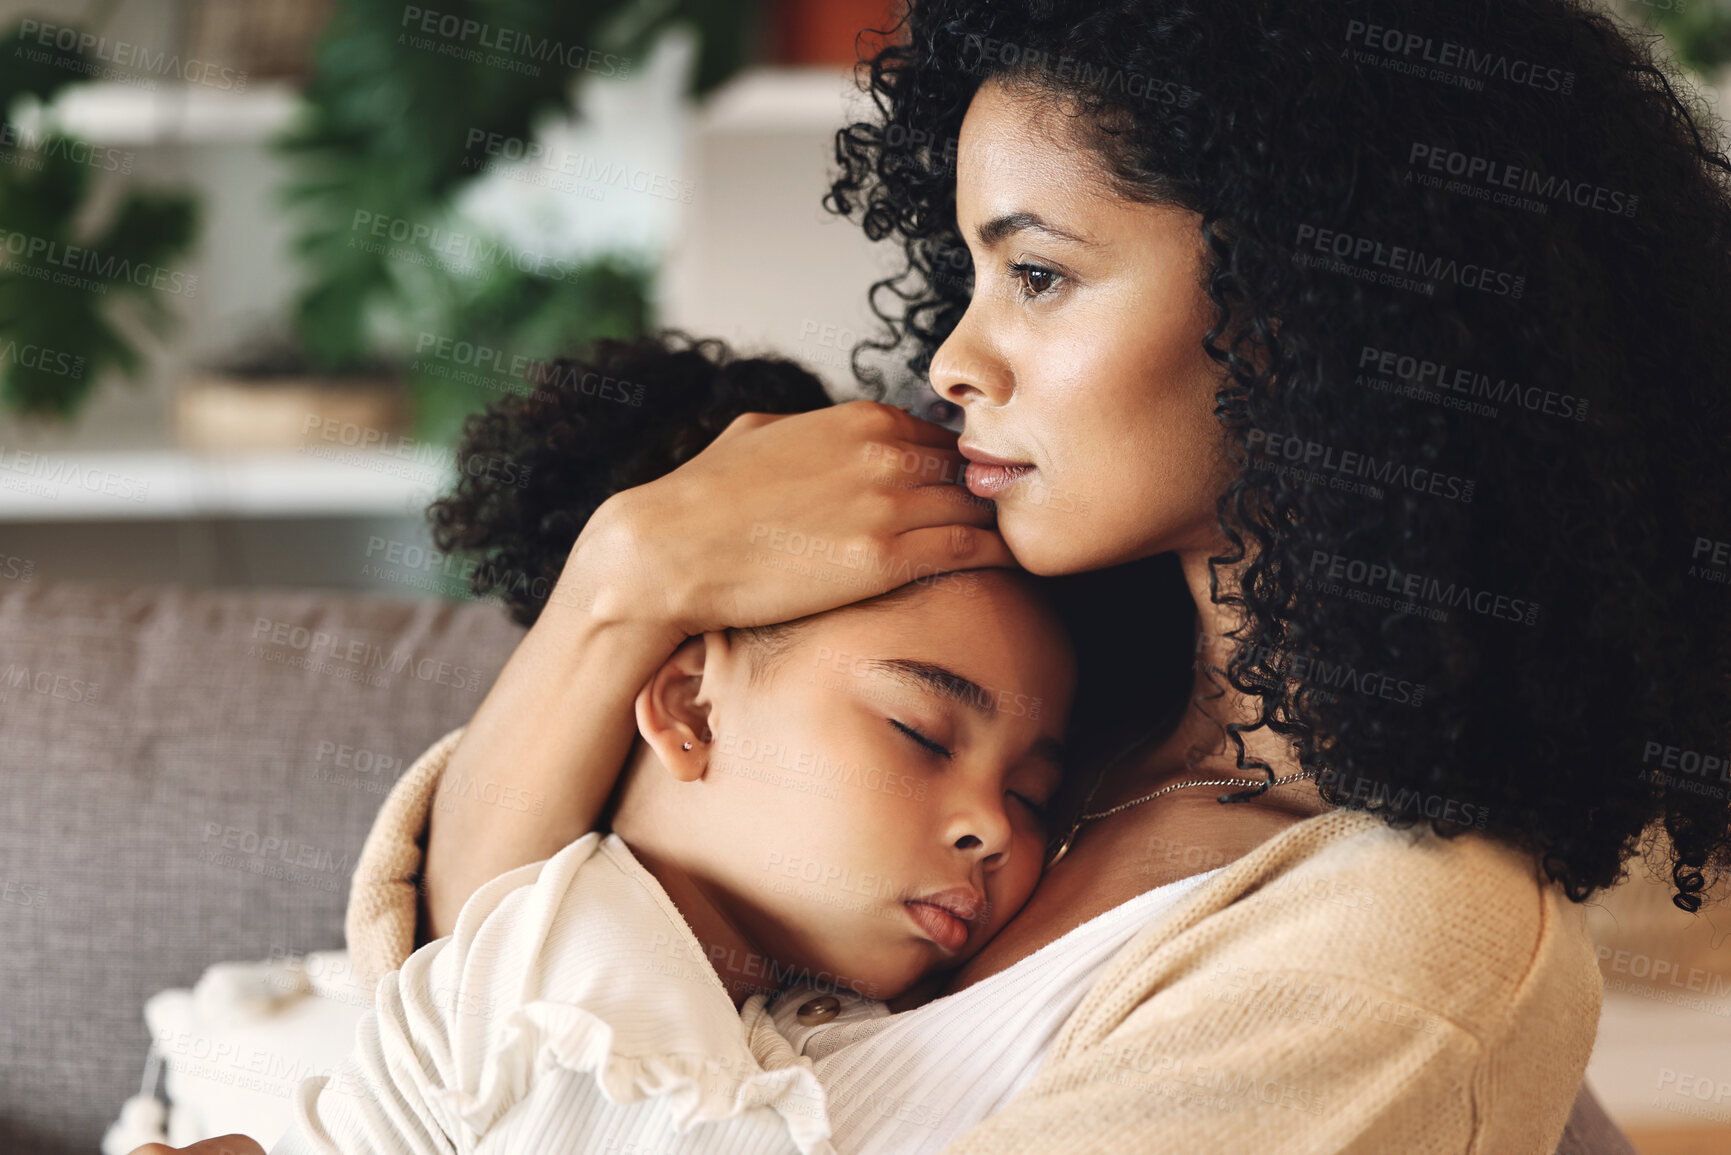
[[891, 719, 953, 760], [1006, 259, 1065, 303], [889, 720, 1051, 818]]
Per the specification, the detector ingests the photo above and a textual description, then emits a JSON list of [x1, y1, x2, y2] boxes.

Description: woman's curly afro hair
[[824, 0, 1731, 909]]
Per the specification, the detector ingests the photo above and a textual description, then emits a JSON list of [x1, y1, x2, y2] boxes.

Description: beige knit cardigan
[[346, 726, 1602, 1154]]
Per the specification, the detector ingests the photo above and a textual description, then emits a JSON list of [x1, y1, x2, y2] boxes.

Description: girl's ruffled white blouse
[[273, 832, 838, 1155]]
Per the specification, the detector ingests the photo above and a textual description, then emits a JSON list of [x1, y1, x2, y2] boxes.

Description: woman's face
[[930, 79, 1238, 575]]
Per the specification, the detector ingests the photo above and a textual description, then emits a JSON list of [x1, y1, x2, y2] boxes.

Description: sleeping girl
[[271, 333, 1075, 1155]]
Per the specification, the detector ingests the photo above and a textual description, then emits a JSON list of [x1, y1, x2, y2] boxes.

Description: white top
[[276, 827, 1218, 1155], [763, 867, 1220, 1153], [272, 832, 836, 1155]]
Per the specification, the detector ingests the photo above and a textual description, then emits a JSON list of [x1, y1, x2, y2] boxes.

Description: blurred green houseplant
[[0, 24, 199, 421], [1627, 0, 1731, 74], [279, 0, 760, 442]]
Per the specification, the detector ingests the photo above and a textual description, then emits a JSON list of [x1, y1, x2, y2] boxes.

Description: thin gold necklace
[[1044, 729, 1313, 868]]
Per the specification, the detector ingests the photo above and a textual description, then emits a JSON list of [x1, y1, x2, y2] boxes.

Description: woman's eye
[[891, 719, 952, 760], [1007, 260, 1063, 301], [1009, 791, 1051, 819]]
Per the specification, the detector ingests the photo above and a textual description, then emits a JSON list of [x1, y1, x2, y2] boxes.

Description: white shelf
[[34, 82, 302, 146], [0, 448, 450, 521]]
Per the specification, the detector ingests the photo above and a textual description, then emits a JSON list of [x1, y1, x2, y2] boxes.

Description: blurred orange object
[[769, 0, 902, 65]]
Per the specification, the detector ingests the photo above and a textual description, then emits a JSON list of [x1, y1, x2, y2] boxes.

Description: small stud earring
[[681, 741, 693, 751]]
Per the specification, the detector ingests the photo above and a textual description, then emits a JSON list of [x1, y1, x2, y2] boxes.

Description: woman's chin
[[997, 509, 1095, 576]]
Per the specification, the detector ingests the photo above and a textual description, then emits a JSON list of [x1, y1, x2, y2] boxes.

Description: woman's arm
[[418, 581, 673, 944], [415, 401, 1007, 945]]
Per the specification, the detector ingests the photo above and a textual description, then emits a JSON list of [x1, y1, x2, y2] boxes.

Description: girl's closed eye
[[891, 719, 952, 760], [893, 720, 1052, 818]]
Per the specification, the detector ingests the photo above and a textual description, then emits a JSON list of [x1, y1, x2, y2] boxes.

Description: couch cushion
[[0, 579, 523, 1155]]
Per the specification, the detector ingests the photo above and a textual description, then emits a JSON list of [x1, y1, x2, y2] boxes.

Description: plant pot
[[173, 373, 408, 451]]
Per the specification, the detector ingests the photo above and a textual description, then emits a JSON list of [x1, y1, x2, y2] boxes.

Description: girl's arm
[[415, 401, 1008, 946]]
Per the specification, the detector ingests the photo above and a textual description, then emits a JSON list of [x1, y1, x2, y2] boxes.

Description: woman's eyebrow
[[860, 659, 1067, 761], [974, 210, 1099, 249]]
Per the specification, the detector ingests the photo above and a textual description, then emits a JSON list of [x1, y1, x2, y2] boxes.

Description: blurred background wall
[[0, 0, 908, 595]]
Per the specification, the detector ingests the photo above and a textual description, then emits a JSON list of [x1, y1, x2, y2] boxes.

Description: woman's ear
[[634, 634, 724, 782]]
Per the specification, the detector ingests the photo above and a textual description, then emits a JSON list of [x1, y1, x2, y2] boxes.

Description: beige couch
[[0, 578, 1633, 1153]]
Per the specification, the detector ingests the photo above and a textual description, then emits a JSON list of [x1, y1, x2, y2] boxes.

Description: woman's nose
[[928, 314, 1012, 409]]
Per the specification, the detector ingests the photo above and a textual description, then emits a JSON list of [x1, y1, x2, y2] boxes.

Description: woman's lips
[[904, 901, 970, 952], [963, 462, 1034, 499], [958, 443, 1035, 500]]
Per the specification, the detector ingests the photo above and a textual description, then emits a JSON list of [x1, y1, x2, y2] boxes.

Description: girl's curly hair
[[825, 0, 1731, 909], [427, 331, 833, 628]]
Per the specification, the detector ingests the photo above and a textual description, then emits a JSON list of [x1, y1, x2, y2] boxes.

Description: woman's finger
[[893, 523, 1017, 575], [127, 1136, 266, 1155], [891, 480, 1000, 529], [859, 441, 971, 491], [882, 406, 965, 447]]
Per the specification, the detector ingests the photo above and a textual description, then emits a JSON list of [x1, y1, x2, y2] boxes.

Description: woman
[[139, 0, 1731, 1152]]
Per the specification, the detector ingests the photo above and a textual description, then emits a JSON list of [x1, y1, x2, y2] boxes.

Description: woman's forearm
[[419, 522, 683, 941]]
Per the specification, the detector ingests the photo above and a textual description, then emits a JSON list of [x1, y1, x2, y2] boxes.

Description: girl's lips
[[904, 900, 970, 952]]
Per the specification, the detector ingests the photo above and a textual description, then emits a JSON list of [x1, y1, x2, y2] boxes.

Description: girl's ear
[[635, 635, 721, 783]]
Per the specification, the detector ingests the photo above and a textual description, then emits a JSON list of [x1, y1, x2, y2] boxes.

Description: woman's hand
[[563, 399, 1014, 639], [417, 401, 1009, 946], [127, 1137, 264, 1155]]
